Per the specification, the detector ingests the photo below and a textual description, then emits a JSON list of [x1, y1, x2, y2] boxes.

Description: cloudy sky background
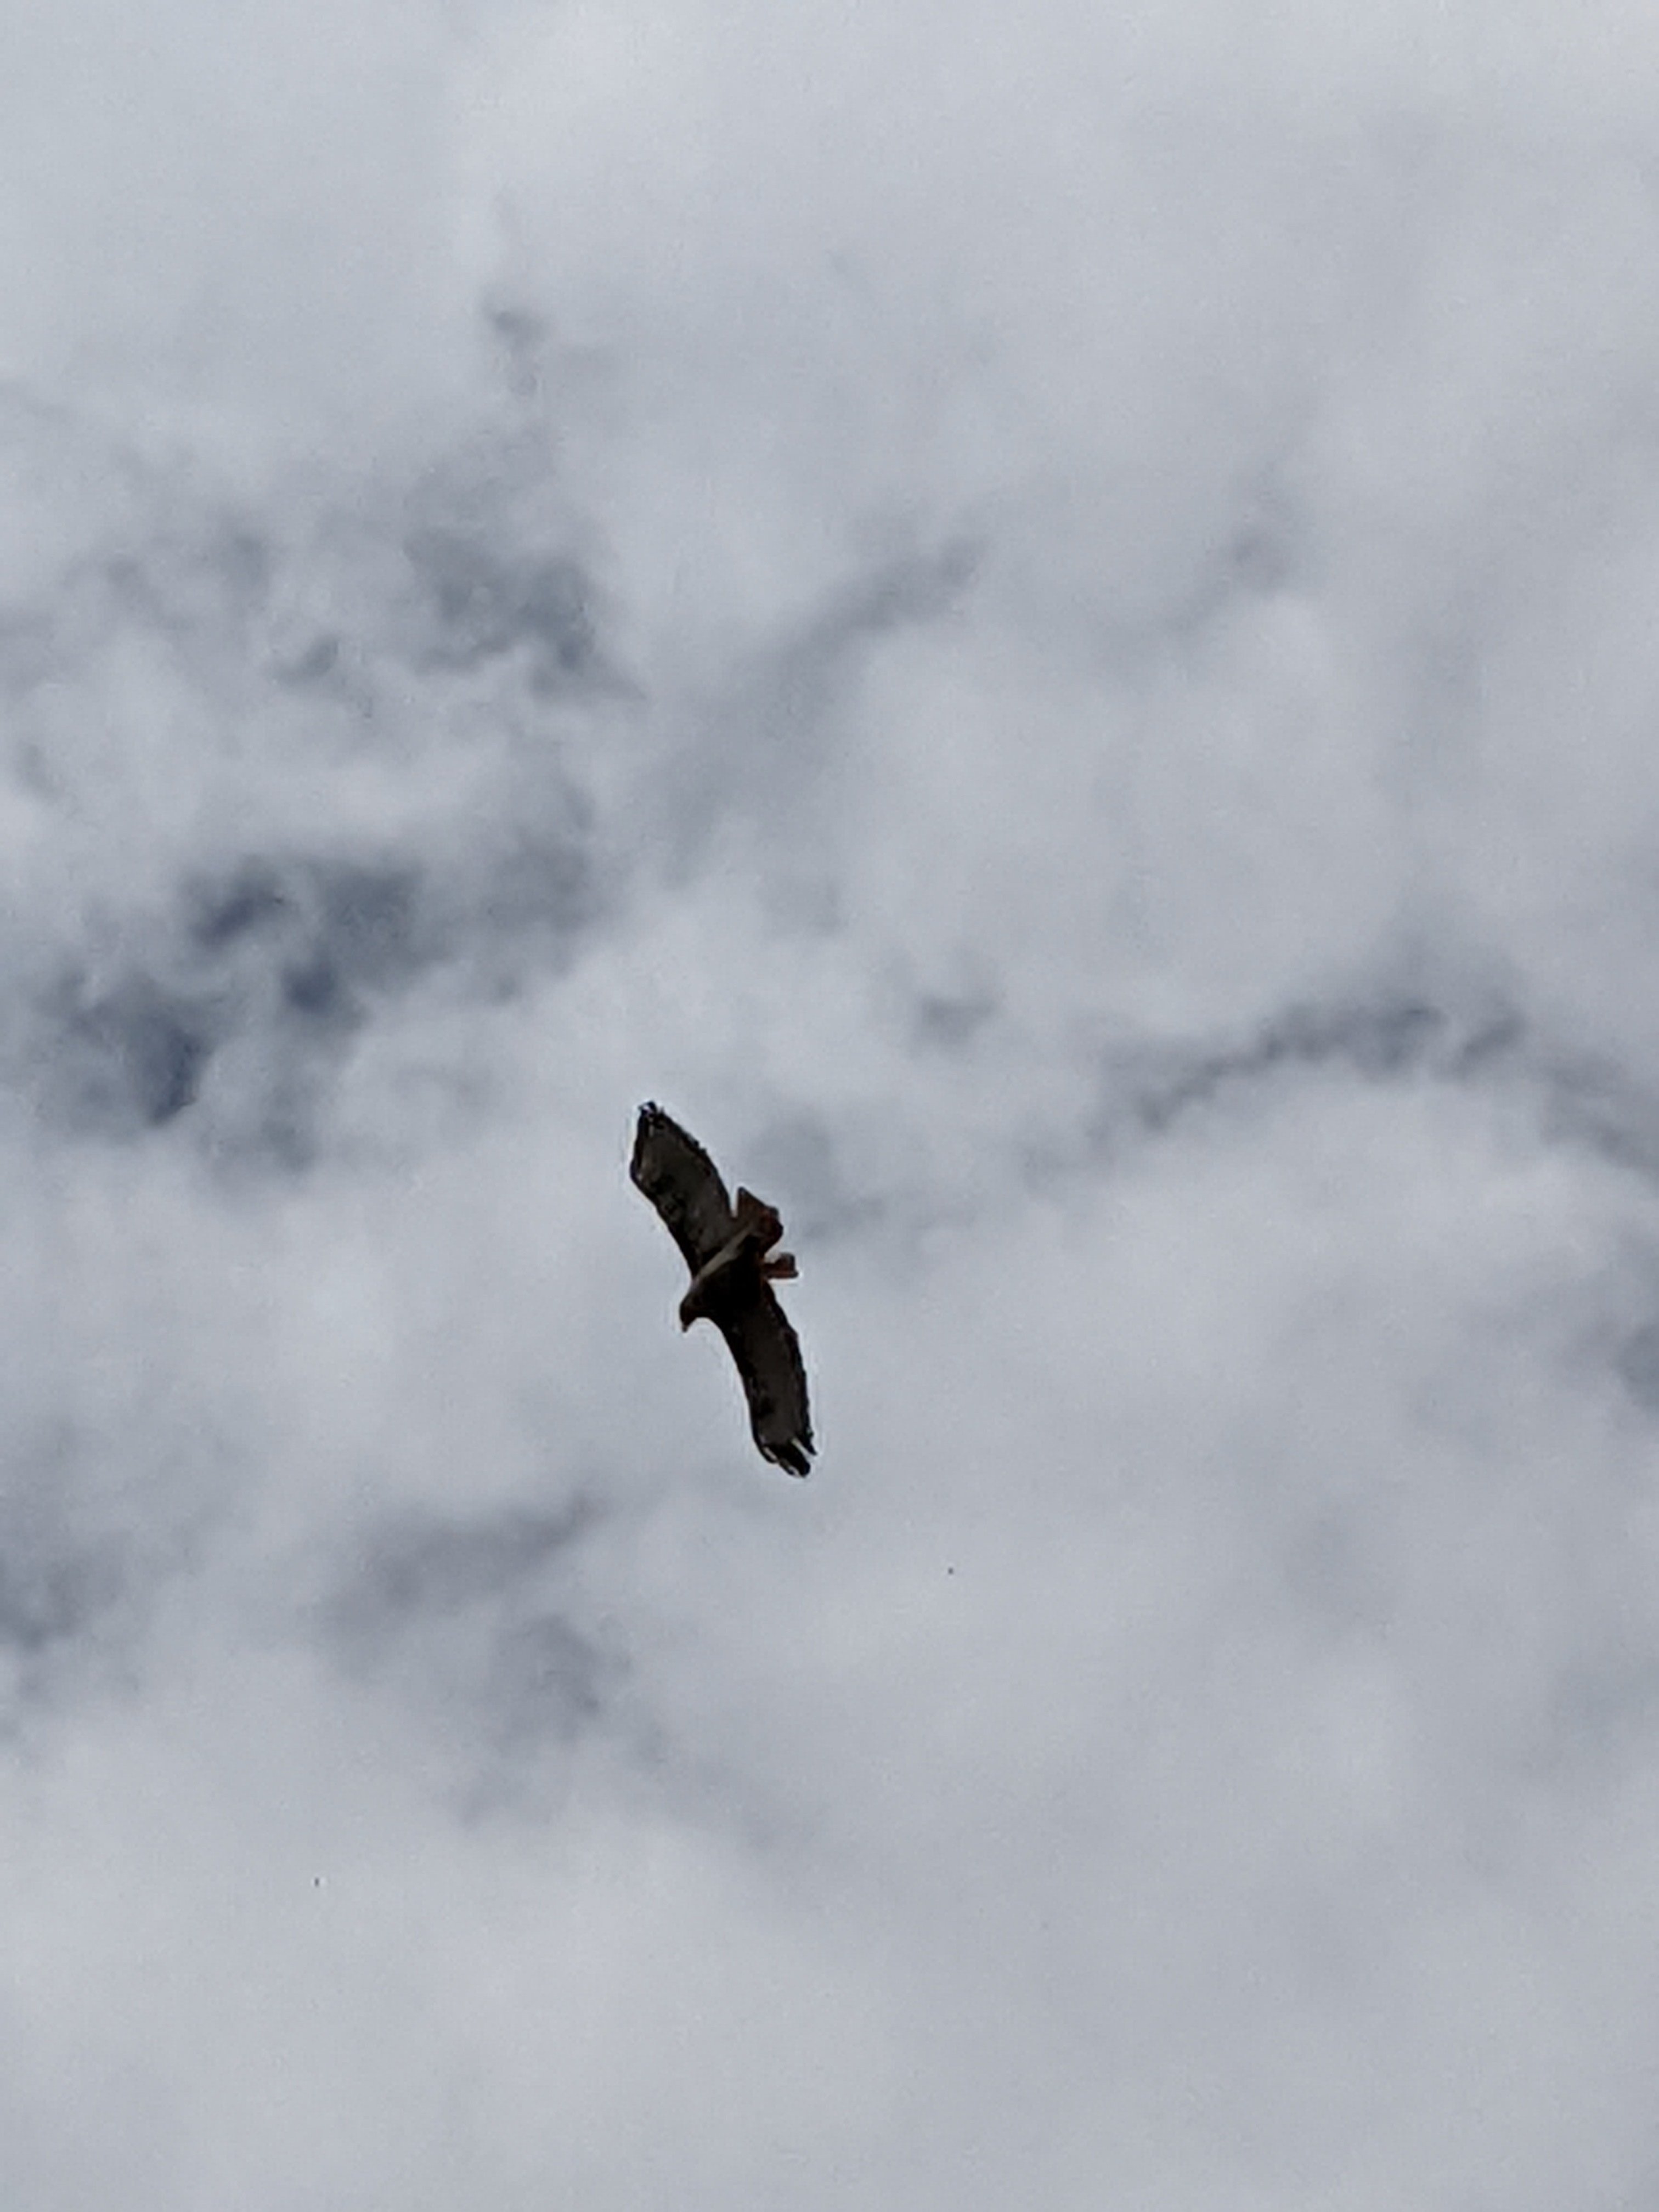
[[3, 0, 1659, 2202]]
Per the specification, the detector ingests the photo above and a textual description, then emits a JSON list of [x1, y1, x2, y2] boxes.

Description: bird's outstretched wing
[[630, 1102, 735, 1273], [716, 1285, 815, 1477]]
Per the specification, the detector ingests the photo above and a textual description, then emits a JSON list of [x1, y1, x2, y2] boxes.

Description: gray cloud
[[403, 527, 600, 686], [4, 2, 1659, 2207], [319, 1501, 617, 1798]]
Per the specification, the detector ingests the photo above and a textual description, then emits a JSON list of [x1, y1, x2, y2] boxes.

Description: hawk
[[630, 1102, 815, 1476]]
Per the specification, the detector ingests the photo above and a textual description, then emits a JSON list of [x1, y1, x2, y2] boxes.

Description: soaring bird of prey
[[630, 1102, 816, 1477]]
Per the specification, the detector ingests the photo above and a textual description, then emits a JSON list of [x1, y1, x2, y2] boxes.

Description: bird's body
[[630, 1104, 815, 1476], [678, 1188, 797, 1329]]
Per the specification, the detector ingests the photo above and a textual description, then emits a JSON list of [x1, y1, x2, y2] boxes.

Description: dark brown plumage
[[629, 1103, 815, 1477]]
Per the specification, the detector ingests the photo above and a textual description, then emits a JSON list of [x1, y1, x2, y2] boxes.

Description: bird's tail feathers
[[733, 1187, 784, 1249]]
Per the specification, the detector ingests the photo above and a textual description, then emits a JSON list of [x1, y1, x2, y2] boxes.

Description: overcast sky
[[3, 0, 1659, 2203]]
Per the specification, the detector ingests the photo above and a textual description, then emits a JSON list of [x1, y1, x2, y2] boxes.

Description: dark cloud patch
[[50, 972, 222, 1133], [1224, 518, 1295, 597], [0, 408, 613, 1163], [81, 514, 276, 663], [1541, 1052, 1659, 1186], [187, 860, 291, 952], [0, 1524, 124, 1665], [484, 300, 551, 403], [1142, 486, 1304, 649], [0, 383, 612, 758], [29, 817, 598, 1160], [321, 1500, 614, 1762], [769, 538, 979, 732], [474, 833, 598, 944], [1094, 992, 1528, 1147], [842, 536, 980, 637], [33, 858, 432, 1144], [187, 853, 428, 1017], [0, 1447, 148, 1730], [405, 527, 598, 688], [1088, 986, 1659, 1196], [913, 988, 996, 1051], [331, 1500, 594, 1630], [1166, 988, 1659, 1216], [486, 1612, 608, 1746], [312, 861, 425, 990], [659, 535, 980, 870], [1616, 1321, 1659, 1413], [279, 950, 350, 1026], [273, 631, 346, 688]]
